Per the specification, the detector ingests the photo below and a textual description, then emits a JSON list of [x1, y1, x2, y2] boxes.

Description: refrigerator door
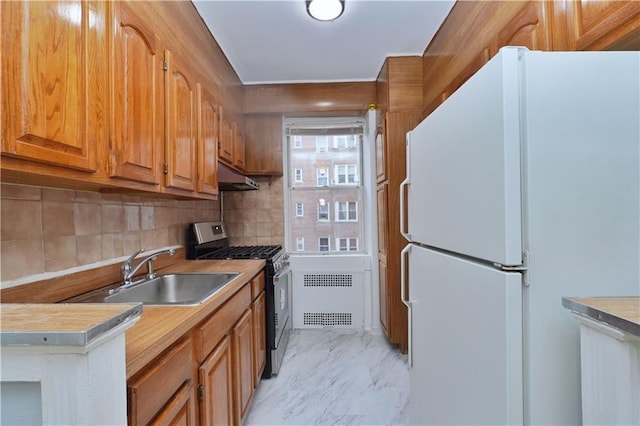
[[406, 47, 523, 266], [407, 244, 523, 425]]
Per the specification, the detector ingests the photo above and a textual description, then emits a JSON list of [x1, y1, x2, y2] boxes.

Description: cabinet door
[[197, 84, 219, 195], [149, 381, 197, 426], [252, 291, 266, 387], [232, 309, 254, 424], [218, 110, 234, 165], [375, 129, 386, 183], [199, 335, 233, 426], [233, 127, 246, 171], [497, 1, 549, 51], [1, 0, 101, 172], [128, 337, 195, 426], [377, 182, 388, 256], [110, 2, 162, 185], [165, 50, 197, 191], [570, 0, 640, 50], [379, 259, 389, 334]]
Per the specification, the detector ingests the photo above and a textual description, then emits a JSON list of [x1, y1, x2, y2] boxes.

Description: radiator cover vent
[[303, 313, 352, 326], [303, 274, 353, 287]]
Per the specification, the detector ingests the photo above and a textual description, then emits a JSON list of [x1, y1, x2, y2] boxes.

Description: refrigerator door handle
[[401, 244, 413, 366], [400, 133, 412, 242], [400, 177, 411, 242]]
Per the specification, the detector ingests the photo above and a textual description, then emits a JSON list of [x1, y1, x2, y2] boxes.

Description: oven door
[[271, 262, 291, 375]]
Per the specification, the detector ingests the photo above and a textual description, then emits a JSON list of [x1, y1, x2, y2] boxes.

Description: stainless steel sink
[[68, 273, 240, 305]]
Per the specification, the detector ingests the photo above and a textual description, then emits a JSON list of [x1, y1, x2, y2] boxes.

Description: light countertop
[[562, 297, 640, 337], [0, 303, 142, 346]]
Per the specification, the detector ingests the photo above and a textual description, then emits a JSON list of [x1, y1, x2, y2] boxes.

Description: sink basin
[[69, 273, 240, 305]]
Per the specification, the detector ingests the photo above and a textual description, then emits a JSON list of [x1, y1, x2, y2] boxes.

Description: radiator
[[292, 272, 364, 329]]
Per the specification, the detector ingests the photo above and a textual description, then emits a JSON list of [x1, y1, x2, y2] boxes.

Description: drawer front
[[196, 284, 251, 362], [128, 336, 194, 426]]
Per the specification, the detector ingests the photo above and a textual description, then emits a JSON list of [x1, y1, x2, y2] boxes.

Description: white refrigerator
[[401, 47, 640, 425]]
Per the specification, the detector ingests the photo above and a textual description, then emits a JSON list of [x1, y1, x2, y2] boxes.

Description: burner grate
[[201, 245, 282, 260]]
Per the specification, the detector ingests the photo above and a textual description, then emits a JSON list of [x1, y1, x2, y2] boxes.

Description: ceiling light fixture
[[306, 0, 345, 21]]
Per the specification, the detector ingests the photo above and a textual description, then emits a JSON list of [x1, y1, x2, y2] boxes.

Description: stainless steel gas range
[[187, 221, 290, 378]]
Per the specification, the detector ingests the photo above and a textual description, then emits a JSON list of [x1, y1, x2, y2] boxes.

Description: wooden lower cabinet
[[252, 291, 266, 388], [150, 381, 198, 426], [199, 336, 234, 426], [128, 337, 197, 426], [232, 309, 254, 424], [128, 273, 265, 426]]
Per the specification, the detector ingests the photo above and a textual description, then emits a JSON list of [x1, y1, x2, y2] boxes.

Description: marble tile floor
[[245, 329, 409, 426]]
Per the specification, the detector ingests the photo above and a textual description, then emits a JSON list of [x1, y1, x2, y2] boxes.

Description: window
[[335, 165, 358, 185], [318, 237, 330, 252], [286, 118, 365, 254], [335, 201, 357, 221], [316, 136, 328, 153], [317, 201, 329, 221], [316, 168, 328, 186], [337, 238, 358, 252], [334, 135, 356, 149]]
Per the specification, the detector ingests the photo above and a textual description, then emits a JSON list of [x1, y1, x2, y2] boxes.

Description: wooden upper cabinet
[[110, 2, 162, 185], [244, 114, 283, 176], [164, 50, 197, 192], [569, 0, 640, 50], [197, 84, 219, 195], [0, 0, 102, 172], [497, 1, 549, 52], [233, 126, 246, 171], [218, 110, 234, 165]]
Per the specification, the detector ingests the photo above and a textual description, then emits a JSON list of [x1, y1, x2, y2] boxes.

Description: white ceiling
[[193, 0, 455, 85]]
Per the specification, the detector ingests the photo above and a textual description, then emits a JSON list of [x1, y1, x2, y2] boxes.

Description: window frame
[[317, 202, 329, 222], [316, 136, 328, 153], [335, 164, 358, 185], [316, 168, 329, 187], [336, 237, 358, 252], [296, 202, 304, 217], [296, 237, 304, 251], [318, 237, 330, 252], [335, 201, 358, 222], [294, 168, 303, 183]]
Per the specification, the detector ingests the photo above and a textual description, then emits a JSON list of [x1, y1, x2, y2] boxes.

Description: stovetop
[[198, 245, 282, 261], [187, 222, 287, 274]]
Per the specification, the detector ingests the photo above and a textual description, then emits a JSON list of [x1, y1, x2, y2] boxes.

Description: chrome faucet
[[121, 248, 176, 287]]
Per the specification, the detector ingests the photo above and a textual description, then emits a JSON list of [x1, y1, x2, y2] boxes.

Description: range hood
[[217, 163, 259, 191]]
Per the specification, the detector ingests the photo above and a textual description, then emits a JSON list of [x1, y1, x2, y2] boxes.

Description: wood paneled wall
[[243, 82, 376, 115]]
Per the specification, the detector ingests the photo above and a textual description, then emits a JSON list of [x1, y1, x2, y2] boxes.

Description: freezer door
[[406, 47, 523, 266], [407, 244, 523, 425]]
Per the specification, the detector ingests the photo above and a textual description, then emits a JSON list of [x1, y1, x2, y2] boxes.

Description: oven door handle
[[273, 263, 291, 281]]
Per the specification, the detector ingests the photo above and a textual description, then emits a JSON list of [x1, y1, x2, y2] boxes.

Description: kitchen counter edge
[[562, 296, 640, 338]]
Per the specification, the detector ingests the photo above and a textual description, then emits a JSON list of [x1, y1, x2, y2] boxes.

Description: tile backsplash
[[0, 178, 286, 283], [222, 176, 285, 247], [0, 183, 220, 282]]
